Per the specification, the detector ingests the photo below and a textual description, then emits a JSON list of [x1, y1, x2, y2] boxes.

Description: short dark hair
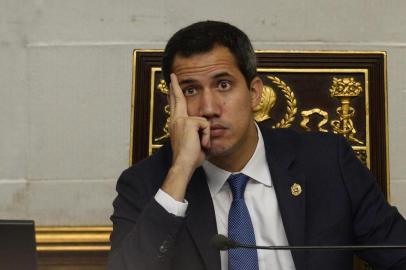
[[162, 21, 257, 86]]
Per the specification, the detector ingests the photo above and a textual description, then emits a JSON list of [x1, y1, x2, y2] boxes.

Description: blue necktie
[[227, 173, 259, 270]]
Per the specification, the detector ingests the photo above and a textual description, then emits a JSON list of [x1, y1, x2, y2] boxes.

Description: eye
[[183, 87, 198, 96], [217, 80, 231, 91]]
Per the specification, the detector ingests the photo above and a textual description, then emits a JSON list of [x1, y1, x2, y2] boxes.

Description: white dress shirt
[[155, 125, 296, 270]]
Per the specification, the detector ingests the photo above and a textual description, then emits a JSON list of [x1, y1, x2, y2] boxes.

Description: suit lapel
[[270, 164, 307, 270], [185, 168, 221, 270], [261, 126, 307, 270]]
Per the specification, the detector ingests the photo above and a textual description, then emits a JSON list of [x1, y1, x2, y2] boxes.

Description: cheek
[[222, 93, 252, 116], [185, 100, 198, 116], [237, 96, 253, 112]]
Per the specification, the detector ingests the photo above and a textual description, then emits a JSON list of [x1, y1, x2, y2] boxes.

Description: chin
[[205, 144, 231, 158]]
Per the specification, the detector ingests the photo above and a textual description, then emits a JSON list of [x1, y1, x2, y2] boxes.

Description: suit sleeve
[[107, 167, 185, 270], [337, 136, 406, 269]]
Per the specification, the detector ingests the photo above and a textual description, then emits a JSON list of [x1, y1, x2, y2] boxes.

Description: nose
[[199, 89, 220, 119]]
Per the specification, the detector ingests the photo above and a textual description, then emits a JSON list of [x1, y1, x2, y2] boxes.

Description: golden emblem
[[253, 76, 297, 128], [329, 77, 364, 145], [267, 76, 297, 128], [291, 183, 302, 196], [300, 108, 329, 132], [154, 80, 171, 142], [253, 85, 277, 122]]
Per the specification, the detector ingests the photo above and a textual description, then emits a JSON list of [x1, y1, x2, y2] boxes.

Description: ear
[[249, 76, 263, 109]]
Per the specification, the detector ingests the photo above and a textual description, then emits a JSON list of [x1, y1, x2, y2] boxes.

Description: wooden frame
[[130, 50, 389, 197], [35, 226, 111, 268]]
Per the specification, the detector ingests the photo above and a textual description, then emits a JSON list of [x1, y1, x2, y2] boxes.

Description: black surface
[[0, 220, 38, 270]]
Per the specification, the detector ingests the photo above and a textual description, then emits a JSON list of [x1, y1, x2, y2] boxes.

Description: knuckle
[[172, 117, 186, 127]]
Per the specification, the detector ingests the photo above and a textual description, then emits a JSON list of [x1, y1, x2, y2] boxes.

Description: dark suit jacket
[[108, 127, 406, 270]]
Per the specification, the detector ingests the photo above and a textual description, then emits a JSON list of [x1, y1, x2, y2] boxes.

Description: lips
[[210, 124, 227, 137]]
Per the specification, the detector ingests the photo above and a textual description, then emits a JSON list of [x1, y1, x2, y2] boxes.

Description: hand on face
[[168, 73, 211, 172]]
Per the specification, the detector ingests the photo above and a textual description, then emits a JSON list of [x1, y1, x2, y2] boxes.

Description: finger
[[201, 126, 211, 150], [197, 119, 211, 150], [170, 73, 188, 116], [169, 81, 175, 117]]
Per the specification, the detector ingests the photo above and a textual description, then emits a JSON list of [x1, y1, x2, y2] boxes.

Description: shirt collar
[[203, 123, 272, 196]]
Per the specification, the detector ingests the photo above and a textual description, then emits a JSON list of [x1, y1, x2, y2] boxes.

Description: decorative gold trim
[[148, 68, 160, 155], [35, 226, 112, 252], [383, 52, 391, 201], [255, 50, 387, 55], [365, 70, 371, 169], [257, 68, 369, 73], [131, 49, 162, 53], [149, 67, 170, 152], [37, 246, 110, 252], [36, 227, 112, 232], [266, 76, 297, 128], [131, 49, 387, 55], [154, 80, 171, 142], [129, 50, 137, 166], [300, 108, 329, 132], [330, 77, 364, 145], [352, 146, 368, 151]]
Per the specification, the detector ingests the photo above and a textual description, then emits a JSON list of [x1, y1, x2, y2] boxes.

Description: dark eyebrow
[[212, 72, 233, 79], [178, 72, 234, 86], [178, 79, 198, 86]]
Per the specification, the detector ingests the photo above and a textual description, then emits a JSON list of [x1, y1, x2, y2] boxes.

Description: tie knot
[[227, 173, 250, 200]]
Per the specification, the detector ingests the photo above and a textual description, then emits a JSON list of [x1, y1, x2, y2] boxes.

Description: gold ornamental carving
[[300, 108, 329, 132], [329, 77, 364, 145], [267, 76, 297, 128], [253, 85, 277, 122], [154, 80, 170, 142], [254, 76, 297, 128]]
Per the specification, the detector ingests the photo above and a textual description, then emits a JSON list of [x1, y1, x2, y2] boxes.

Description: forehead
[[172, 46, 240, 79]]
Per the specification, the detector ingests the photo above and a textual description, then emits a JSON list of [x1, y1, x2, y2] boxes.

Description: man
[[108, 21, 406, 270]]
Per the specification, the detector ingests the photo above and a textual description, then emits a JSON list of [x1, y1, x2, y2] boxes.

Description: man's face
[[171, 45, 262, 165]]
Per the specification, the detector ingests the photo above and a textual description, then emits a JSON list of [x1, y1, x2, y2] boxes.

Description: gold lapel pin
[[291, 183, 302, 196]]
